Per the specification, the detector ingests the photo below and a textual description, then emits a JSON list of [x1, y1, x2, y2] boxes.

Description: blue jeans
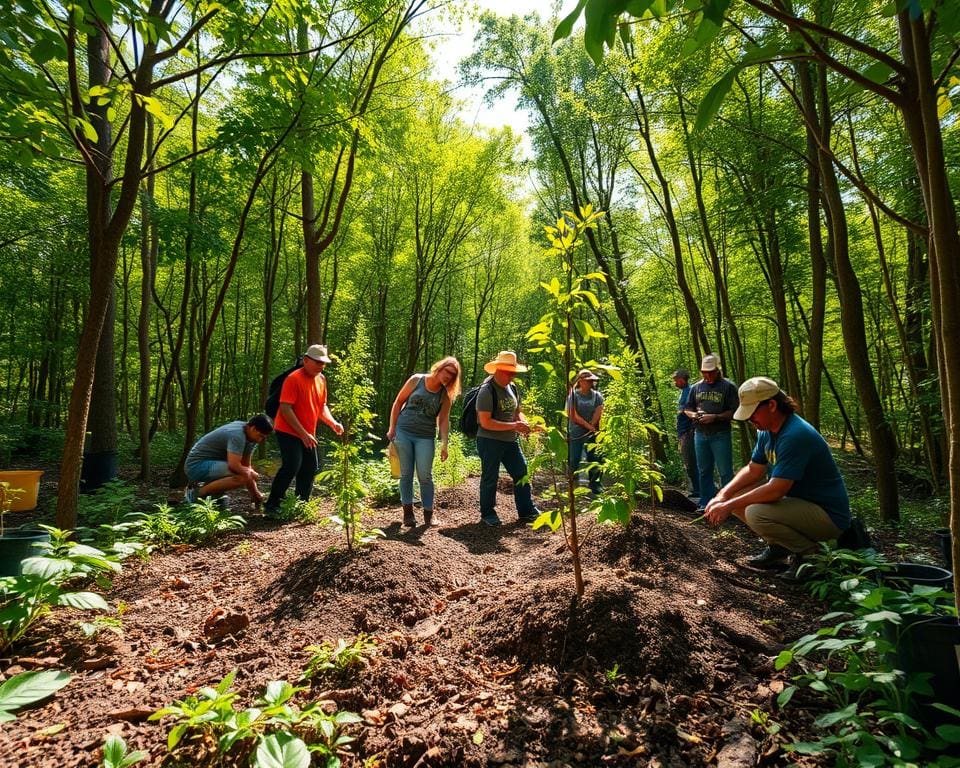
[[393, 428, 436, 510], [569, 438, 601, 493], [265, 430, 319, 509], [476, 436, 535, 520], [678, 430, 699, 496], [695, 430, 733, 508]]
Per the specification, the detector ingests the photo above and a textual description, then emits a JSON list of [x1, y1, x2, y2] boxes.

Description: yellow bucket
[[0, 470, 44, 512]]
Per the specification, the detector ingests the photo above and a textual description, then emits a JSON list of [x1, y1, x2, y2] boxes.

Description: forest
[[1, 0, 960, 766]]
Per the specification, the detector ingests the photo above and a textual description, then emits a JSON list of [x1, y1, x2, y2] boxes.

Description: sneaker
[[481, 515, 502, 527], [263, 505, 281, 520], [184, 487, 197, 504], [746, 544, 791, 569]]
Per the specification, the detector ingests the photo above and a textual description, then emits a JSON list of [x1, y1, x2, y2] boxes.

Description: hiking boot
[[423, 510, 438, 527], [481, 514, 502, 527], [402, 503, 416, 527], [746, 544, 791, 570], [518, 508, 542, 524], [778, 555, 812, 583], [184, 487, 197, 504]]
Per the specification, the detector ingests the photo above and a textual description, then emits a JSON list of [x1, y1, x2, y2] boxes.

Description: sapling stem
[[688, 512, 707, 525]]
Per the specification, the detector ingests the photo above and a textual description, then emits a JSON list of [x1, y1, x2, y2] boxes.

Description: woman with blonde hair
[[386, 356, 462, 527]]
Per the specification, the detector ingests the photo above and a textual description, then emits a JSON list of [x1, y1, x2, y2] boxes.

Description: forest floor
[[0, 471, 922, 768]]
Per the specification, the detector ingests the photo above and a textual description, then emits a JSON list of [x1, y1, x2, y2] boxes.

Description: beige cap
[[304, 344, 332, 363], [700, 354, 720, 372], [576, 369, 599, 382], [483, 350, 528, 374], [734, 376, 781, 420]]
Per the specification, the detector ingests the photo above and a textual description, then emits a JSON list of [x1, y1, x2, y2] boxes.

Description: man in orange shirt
[[264, 344, 343, 516]]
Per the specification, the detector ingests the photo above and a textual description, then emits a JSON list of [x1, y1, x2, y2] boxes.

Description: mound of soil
[[0, 477, 824, 767]]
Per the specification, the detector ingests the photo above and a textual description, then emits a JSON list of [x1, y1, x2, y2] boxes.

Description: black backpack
[[264, 358, 303, 418], [457, 379, 518, 438]]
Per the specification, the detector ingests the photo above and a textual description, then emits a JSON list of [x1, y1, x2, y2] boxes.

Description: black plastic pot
[[935, 528, 954, 572], [80, 450, 119, 492], [884, 562, 953, 591], [0, 529, 51, 577], [891, 615, 960, 723]]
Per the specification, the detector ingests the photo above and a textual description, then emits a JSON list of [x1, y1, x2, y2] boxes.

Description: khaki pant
[[743, 497, 842, 554]]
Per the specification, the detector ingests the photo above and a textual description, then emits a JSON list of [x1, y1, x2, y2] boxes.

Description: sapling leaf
[[254, 732, 311, 768], [0, 669, 71, 714]]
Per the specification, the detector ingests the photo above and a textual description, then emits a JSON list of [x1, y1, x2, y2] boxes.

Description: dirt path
[[0, 478, 822, 767]]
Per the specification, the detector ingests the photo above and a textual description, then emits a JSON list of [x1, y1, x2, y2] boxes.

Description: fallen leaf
[[445, 588, 472, 601], [491, 664, 519, 679], [35, 723, 66, 737], [363, 709, 385, 725], [388, 702, 409, 718], [472, 728, 484, 745], [676, 729, 702, 744], [108, 708, 154, 722]]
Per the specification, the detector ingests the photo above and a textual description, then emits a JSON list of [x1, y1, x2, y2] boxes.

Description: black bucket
[[80, 450, 119, 492], [0, 529, 51, 577], [884, 562, 953, 591], [892, 615, 960, 723]]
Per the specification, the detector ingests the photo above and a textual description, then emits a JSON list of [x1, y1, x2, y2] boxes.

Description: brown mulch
[[0, 477, 828, 767]]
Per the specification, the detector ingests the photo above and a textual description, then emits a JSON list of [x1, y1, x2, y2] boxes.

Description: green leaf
[[554, 0, 588, 42], [254, 732, 311, 768], [57, 591, 109, 611], [694, 65, 741, 133], [0, 670, 71, 714], [936, 724, 960, 743]]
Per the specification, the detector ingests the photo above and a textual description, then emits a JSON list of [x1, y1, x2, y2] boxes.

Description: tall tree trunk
[[814, 65, 899, 521], [137, 115, 156, 480]]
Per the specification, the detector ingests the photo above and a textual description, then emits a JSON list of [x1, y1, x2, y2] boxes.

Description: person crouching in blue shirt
[[703, 377, 851, 576]]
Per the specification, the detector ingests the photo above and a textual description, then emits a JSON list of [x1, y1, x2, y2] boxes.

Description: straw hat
[[576, 369, 600, 382], [483, 350, 528, 374]]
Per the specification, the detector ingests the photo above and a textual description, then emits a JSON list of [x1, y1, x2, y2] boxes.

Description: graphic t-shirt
[[476, 378, 519, 443], [751, 413, 851, 530], [689, 378, 738, 435]]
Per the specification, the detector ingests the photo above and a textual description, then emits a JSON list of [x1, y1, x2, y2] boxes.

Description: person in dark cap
[[704, 376, 851, 575], [671, 369, 699, 498], [264, 344, 343, 516], [185, 414, 274, 506]]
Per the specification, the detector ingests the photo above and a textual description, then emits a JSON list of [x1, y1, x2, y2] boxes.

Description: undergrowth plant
[[432, 432, 478, 488], [320, 328, 384, 551], [99, 734, 147, 768], [775, 548, 960, 765], [303, 634, 377, 685], [150, 669, 362, 768], [0, 526, 117, 652]]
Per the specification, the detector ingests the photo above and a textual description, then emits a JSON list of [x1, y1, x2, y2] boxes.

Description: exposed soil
[[0, 477, 832, 767]]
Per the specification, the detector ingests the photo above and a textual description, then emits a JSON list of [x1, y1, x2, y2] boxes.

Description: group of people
[[187, 345, 851, 575], [673, 354, 851, 575]]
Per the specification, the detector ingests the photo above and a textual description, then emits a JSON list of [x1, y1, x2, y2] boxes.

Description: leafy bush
[[775, 548, 960, 765], [150, 669, 362, 768], [0, 526, 118, 652], [177, 498, 246, 543], [77, 480, 138, 527], [433, 432, 479, 487]]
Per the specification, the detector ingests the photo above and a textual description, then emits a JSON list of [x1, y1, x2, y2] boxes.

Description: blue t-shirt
[[676, 384, 694, 437], [751, 413, 850, 530]]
